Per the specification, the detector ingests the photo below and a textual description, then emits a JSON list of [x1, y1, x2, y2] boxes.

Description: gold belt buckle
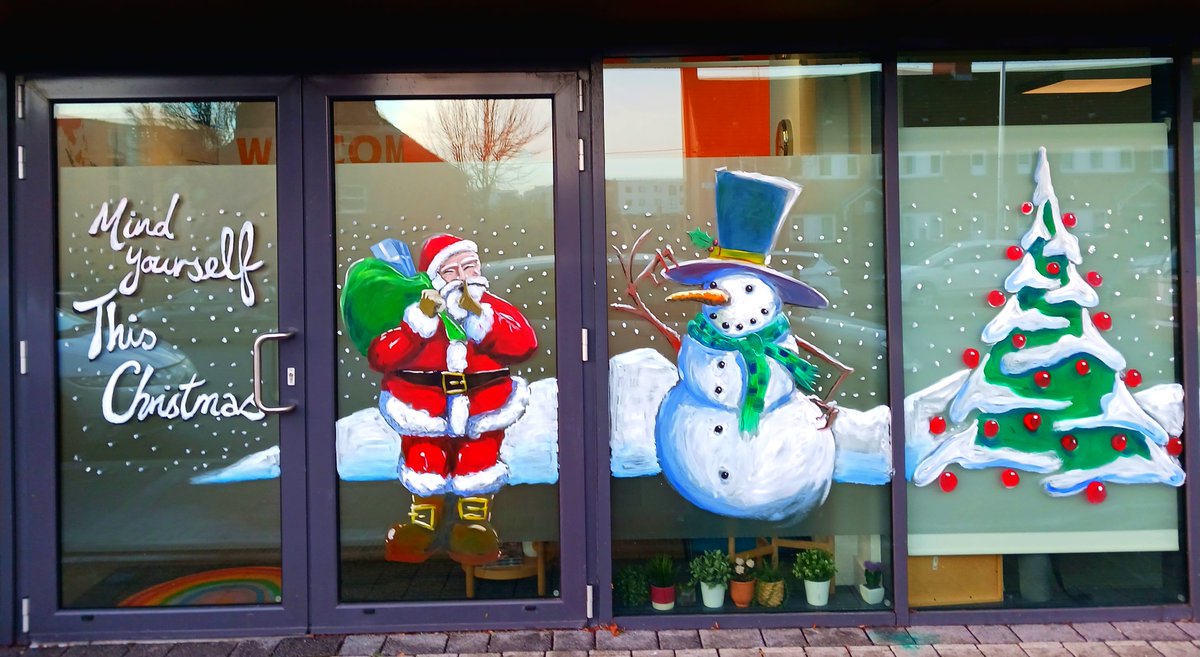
[[409, 503, 437, 531], [457, 496, 490, 522], [442, 372, 468, 395]]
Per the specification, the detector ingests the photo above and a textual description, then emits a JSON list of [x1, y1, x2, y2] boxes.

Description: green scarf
[[687, 313, 818, 435]]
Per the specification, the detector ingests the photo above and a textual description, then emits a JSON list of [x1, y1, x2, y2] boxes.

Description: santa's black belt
[[394, 369, 511, 395]]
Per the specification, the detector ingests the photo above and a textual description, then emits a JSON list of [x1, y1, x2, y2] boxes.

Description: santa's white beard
[[439, 276, 489, 321]]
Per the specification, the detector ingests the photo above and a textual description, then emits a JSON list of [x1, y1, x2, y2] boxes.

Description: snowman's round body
[[655, 334, 836, 522]]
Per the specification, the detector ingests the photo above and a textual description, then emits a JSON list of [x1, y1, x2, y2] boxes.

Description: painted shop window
[[55, 102, 282, 607], [899, 54, 1185, 609], [603, 56, 891, 614], [332, 99, 561, 602]]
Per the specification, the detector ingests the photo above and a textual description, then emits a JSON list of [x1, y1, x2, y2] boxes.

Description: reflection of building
[[612, 178, 684, 215]]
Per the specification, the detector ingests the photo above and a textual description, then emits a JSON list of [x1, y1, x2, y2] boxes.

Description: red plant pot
[[650, 584, 675, 610]]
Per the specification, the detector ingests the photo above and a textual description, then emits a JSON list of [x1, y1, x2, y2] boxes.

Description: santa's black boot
[[385, 495, 443, 563], [447, 495, 501, 566]]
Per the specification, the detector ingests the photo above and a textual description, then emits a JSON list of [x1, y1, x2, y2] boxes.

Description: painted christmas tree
[[909, 146, 1185, 503]]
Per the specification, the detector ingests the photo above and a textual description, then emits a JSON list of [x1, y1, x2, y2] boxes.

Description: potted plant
[[793, 548, 837, 607], [614, 564, 649, 608], [859, 560, 885, 604], [689, 549, 732, 609], [728, 556, 757, 607], [754, 559, 786, 608], [646, 554, 677, 611]]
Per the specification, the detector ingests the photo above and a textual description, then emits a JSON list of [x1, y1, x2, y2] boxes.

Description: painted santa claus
[[367, 233, 538, 565]]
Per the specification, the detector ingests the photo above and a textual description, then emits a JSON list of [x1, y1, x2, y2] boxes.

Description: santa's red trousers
[[402, 430, 504, 478]]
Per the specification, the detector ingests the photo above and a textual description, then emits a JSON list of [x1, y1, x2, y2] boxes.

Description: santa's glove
[[460, 291, 484, 315], [418, 289, 446, 318]]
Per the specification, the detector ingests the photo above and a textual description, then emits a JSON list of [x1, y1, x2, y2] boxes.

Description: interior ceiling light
[[1023, 78, 1152, 94]]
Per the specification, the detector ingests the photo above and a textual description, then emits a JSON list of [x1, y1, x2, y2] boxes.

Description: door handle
[[253, 330, 297, 414]]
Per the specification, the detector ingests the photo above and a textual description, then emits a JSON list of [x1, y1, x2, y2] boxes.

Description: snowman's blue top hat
[[664, 168, 828, 308]]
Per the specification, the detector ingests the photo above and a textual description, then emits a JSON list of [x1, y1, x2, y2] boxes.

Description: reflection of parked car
[[900, 240, 1015, 305]]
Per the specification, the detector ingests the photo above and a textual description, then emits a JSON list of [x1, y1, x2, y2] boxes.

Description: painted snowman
[[655, 169, 840, 522]]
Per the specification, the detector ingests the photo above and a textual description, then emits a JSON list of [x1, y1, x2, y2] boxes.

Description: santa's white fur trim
[[447, 340, 468, 373], [380, 392, 447, 437], [467, 375, 531, 438], [450, 462, 509, 495], [398, 464, 448, 496], [448, 394, 469, 436], [426, 240, 479, 279], [463, 304, 495, 343], [403, 302, 440, 339]]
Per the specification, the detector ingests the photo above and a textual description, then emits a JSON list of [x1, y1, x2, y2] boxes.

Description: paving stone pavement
[[4, 624, 1200, 657]]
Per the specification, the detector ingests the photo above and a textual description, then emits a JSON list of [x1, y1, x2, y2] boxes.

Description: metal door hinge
[[19, 340, 28, 374], [578, 78, 584, 112], [15, 81, 25, 119], [586, 584, 594, 619], [578, 139, 585, 172], [21, 597, 30, 633], [17, 146, 25, 180], [581, 328, 589, 362]]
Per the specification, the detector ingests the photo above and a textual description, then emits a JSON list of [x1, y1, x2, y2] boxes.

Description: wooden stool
[[464, 541, 547, 598], [728, 535, 836, 593]]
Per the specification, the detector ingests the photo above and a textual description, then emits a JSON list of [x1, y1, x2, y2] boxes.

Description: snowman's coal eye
[[714, 425, 724, 434], [708, 281, 717, 289], [721, 322, 730, 329], [760, 308, 769, 315], [708, 313, 717, 319], [719, 469, 730, 481], [745, 284, 754, 292]]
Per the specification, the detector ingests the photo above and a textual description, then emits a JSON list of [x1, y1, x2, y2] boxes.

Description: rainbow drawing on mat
[[118, 566, 282, 607]]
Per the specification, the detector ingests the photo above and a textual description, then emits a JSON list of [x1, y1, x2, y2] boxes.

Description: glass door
[[304, 72, 588, 630], [13, 77, 306, 640]]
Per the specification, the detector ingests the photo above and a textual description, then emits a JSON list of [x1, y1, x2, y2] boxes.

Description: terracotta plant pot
[[729, 579, 755, 607], [650, 584, 675, 611], [756, 579, 785, 607]]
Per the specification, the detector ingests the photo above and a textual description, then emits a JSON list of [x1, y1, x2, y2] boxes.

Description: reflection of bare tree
[[429, 99, 547, 209], [125, 102, 239, 151]]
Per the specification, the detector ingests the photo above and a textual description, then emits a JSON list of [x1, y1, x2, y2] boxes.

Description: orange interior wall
[[680, 68, 771, 158]]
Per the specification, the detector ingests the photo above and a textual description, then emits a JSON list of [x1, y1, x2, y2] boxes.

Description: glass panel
[[603, 56, 891, 615], [55, 101, 281, 607], [899, 53, 1185, 609], [332, 99, 560, 602]]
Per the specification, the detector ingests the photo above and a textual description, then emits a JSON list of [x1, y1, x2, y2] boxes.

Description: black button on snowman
[[647, 168, 851, 522]]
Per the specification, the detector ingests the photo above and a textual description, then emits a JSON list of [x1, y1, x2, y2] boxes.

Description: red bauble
[[1012, 333, 1027, 349], [1124, 369, 1143, 388], [1075, 359, 1090, 376], [1086, 481, 1107, 504], [1063, 212, 1078, 228], [1061, 435, 1078, 452], [1007, 245, 1024, 260], [929, 415, 947, 435], [1021, 201, 1034, 215], [1046, 261, 1061, 275], [1001, 469, 1020, 488], [1024, 413, 1041, 431], [1168, 436, 1183, 457], [987, 290, 1005, 307], [983, 419, 1000, 438], [1034, 371, 1051, 387], [963, 348, 981, 368], [1094, 312, 1112, 331], [1111, 434, 1128, 452], [1087, 271, 1103, 287], [940, 471, 958, 492]]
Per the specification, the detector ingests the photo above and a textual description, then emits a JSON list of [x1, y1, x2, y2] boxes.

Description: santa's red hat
[[419, 233, 479, 279]]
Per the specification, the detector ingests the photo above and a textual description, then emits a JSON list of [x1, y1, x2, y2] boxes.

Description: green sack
[[340, 258, 435, 356]]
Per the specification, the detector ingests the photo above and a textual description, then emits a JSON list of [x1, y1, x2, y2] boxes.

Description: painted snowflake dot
[[1086, 481, 1107, 504], [963, 348, 980, 368], [1006, 245, 1024, 260], [1023, 413, 1041, 431], [1124, 369, 1143, 388], [1075, 359, 1090, 376], [1063, 212, 1078, 228], [986, 290, 1005, 307], [983, 419, 1000, 438], [1168, 437, 1183, 457], [1012, 333, 1027, 349], [929, 415, 947, 435], [1046, 262, 1060, 275], [1094, 312, 1113, 331], [1020, 201, 1034, 215], [1001, 469, 1020, 488], [939, 471, 958, 493], [1111, 434, 1128, 452], [1061, 434, 1078, 452], [1034, 371, 1051, 387], [1087, 271, 1103, 286]]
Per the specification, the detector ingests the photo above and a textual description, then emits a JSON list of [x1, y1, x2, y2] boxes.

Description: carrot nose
[[665, 289, 731, 305]]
